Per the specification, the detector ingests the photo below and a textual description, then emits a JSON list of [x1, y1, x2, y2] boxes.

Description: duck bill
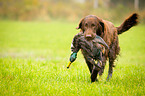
[[67, 61, 72, 69]]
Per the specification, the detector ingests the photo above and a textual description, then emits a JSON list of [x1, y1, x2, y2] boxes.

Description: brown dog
[[77, 13, 138, 80]]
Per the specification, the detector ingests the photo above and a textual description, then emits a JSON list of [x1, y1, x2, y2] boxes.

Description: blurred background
[[0, 0, 145, 23]]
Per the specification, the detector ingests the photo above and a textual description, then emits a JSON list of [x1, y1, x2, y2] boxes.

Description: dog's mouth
[[86, 37, 93, 41]]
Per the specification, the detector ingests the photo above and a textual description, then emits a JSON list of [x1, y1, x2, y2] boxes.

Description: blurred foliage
[[0, 0, 145, 23]]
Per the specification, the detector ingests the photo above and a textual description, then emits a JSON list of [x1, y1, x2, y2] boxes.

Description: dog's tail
[[117, 13, 139, 35]]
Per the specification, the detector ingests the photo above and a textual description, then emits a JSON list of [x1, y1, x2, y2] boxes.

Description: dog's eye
[[91, 24, 95, 27], [85, 23, 88, 27]]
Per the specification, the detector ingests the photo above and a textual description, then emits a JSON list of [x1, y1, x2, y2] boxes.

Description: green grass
[[0, 20, 145, 96]]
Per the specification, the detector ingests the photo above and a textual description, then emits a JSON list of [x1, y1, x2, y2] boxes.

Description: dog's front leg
[[91, 66, 100, 82], [85, 56, 100, 82]]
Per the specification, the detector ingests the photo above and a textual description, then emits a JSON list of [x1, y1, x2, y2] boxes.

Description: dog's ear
[[96, 17, 104, 37], [76, 18, 84, 30]]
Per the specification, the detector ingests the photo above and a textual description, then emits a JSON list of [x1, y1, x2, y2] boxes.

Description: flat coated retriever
[[75, 13, 138, 81]]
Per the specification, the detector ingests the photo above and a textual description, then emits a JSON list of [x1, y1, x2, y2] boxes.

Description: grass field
[[0, 20, 145, 96]]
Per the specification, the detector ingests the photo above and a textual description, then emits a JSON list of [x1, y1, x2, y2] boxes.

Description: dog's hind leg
[[107, 36, 120, 80], [107, 59, 114, 80], [107, 46, 117, 81]]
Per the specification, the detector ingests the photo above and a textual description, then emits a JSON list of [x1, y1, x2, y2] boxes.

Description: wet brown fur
[[77, 13, 139, 81]]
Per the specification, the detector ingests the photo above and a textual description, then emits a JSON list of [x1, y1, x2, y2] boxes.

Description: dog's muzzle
[[86, 34, 92, 38]]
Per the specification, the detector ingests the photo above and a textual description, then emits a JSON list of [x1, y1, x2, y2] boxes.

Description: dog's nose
[[86, 34, 92, 38], [85, 34, 93, 40]]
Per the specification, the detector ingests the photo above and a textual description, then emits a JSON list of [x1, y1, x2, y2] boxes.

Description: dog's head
[[77, 15, 104, 41]]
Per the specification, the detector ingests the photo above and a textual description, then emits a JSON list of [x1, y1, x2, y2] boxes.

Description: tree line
[[0, 0, 145, 23]]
